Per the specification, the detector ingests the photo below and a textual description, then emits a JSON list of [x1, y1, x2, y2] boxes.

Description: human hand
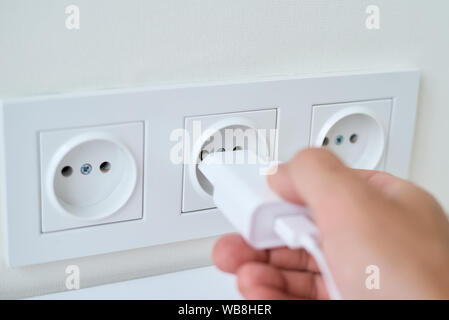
[[212, 148, 449, 299]]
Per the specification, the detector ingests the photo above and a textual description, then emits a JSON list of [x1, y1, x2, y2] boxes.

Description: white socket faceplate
[[0, 71, 419, 266], [310, 100, 392, 170], [40, 122, 144, 232], [182, 109, 277, 213]]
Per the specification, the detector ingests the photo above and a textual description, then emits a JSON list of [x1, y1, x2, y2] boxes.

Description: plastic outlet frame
[[182, 109, 277, 213], [310, 99, 392, 170], [0, 70, 419, 266], [40, 123, 143, 232]]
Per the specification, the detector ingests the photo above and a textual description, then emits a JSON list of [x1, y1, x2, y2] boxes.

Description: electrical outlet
[[40, 122, 144, 232], [0, 70, 419, 266], [182, 109, 277, 213], [310, 99, 392, 170]]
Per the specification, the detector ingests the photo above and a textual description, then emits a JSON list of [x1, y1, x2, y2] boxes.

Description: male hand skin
[[212, 149, 449, 299]]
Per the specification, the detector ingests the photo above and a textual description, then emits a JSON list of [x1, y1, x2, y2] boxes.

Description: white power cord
[[274, 215, 341, 299], [199, 150, 341, 300]]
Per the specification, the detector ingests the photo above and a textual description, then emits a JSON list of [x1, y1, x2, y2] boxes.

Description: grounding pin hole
[[335, 135, 344, 145], [80, 163, 92, 175]]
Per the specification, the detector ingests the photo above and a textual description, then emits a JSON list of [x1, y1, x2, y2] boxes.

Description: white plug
[[199, 150, 341, 299]]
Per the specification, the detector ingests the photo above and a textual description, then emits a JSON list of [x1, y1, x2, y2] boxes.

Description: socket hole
[[350, 134, 358, 144], [217, 148, 226, 152], [100, 161, 111, 173], [335, 135, 344, 145], [322, 137, 329, 146], [200, 150, 209, 161], [61, 166, 73, 177], [233, 146, 242, 151]]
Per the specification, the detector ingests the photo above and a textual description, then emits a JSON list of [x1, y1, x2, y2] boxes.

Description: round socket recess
[[316, 107, 385, 169], [189, 117, 269, 199], [47, 133, 137, 220]]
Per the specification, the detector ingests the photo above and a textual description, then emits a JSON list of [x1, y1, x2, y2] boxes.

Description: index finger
[[268, 153, 403, 207], [267, 148, 388, 233]]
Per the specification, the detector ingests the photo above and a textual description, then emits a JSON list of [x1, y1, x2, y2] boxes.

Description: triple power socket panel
[[0, 71, 419, 266]]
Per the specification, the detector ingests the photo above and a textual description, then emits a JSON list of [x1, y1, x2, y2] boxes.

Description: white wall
[[1, 0, 448, 298]]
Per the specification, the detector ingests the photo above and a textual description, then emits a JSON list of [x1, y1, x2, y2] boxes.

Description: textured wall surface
[[1, 0, 448, 298]]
